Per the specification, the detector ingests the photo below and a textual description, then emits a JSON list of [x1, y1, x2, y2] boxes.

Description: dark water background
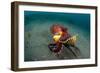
[[24, 11, 90, 61]]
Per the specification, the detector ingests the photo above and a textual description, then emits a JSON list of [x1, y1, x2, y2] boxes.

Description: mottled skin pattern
[[49, 24, 71, 53]]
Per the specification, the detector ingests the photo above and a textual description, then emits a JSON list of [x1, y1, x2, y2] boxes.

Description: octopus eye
[[55, 32, 62, 35], [55, 33, 60, 35]]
